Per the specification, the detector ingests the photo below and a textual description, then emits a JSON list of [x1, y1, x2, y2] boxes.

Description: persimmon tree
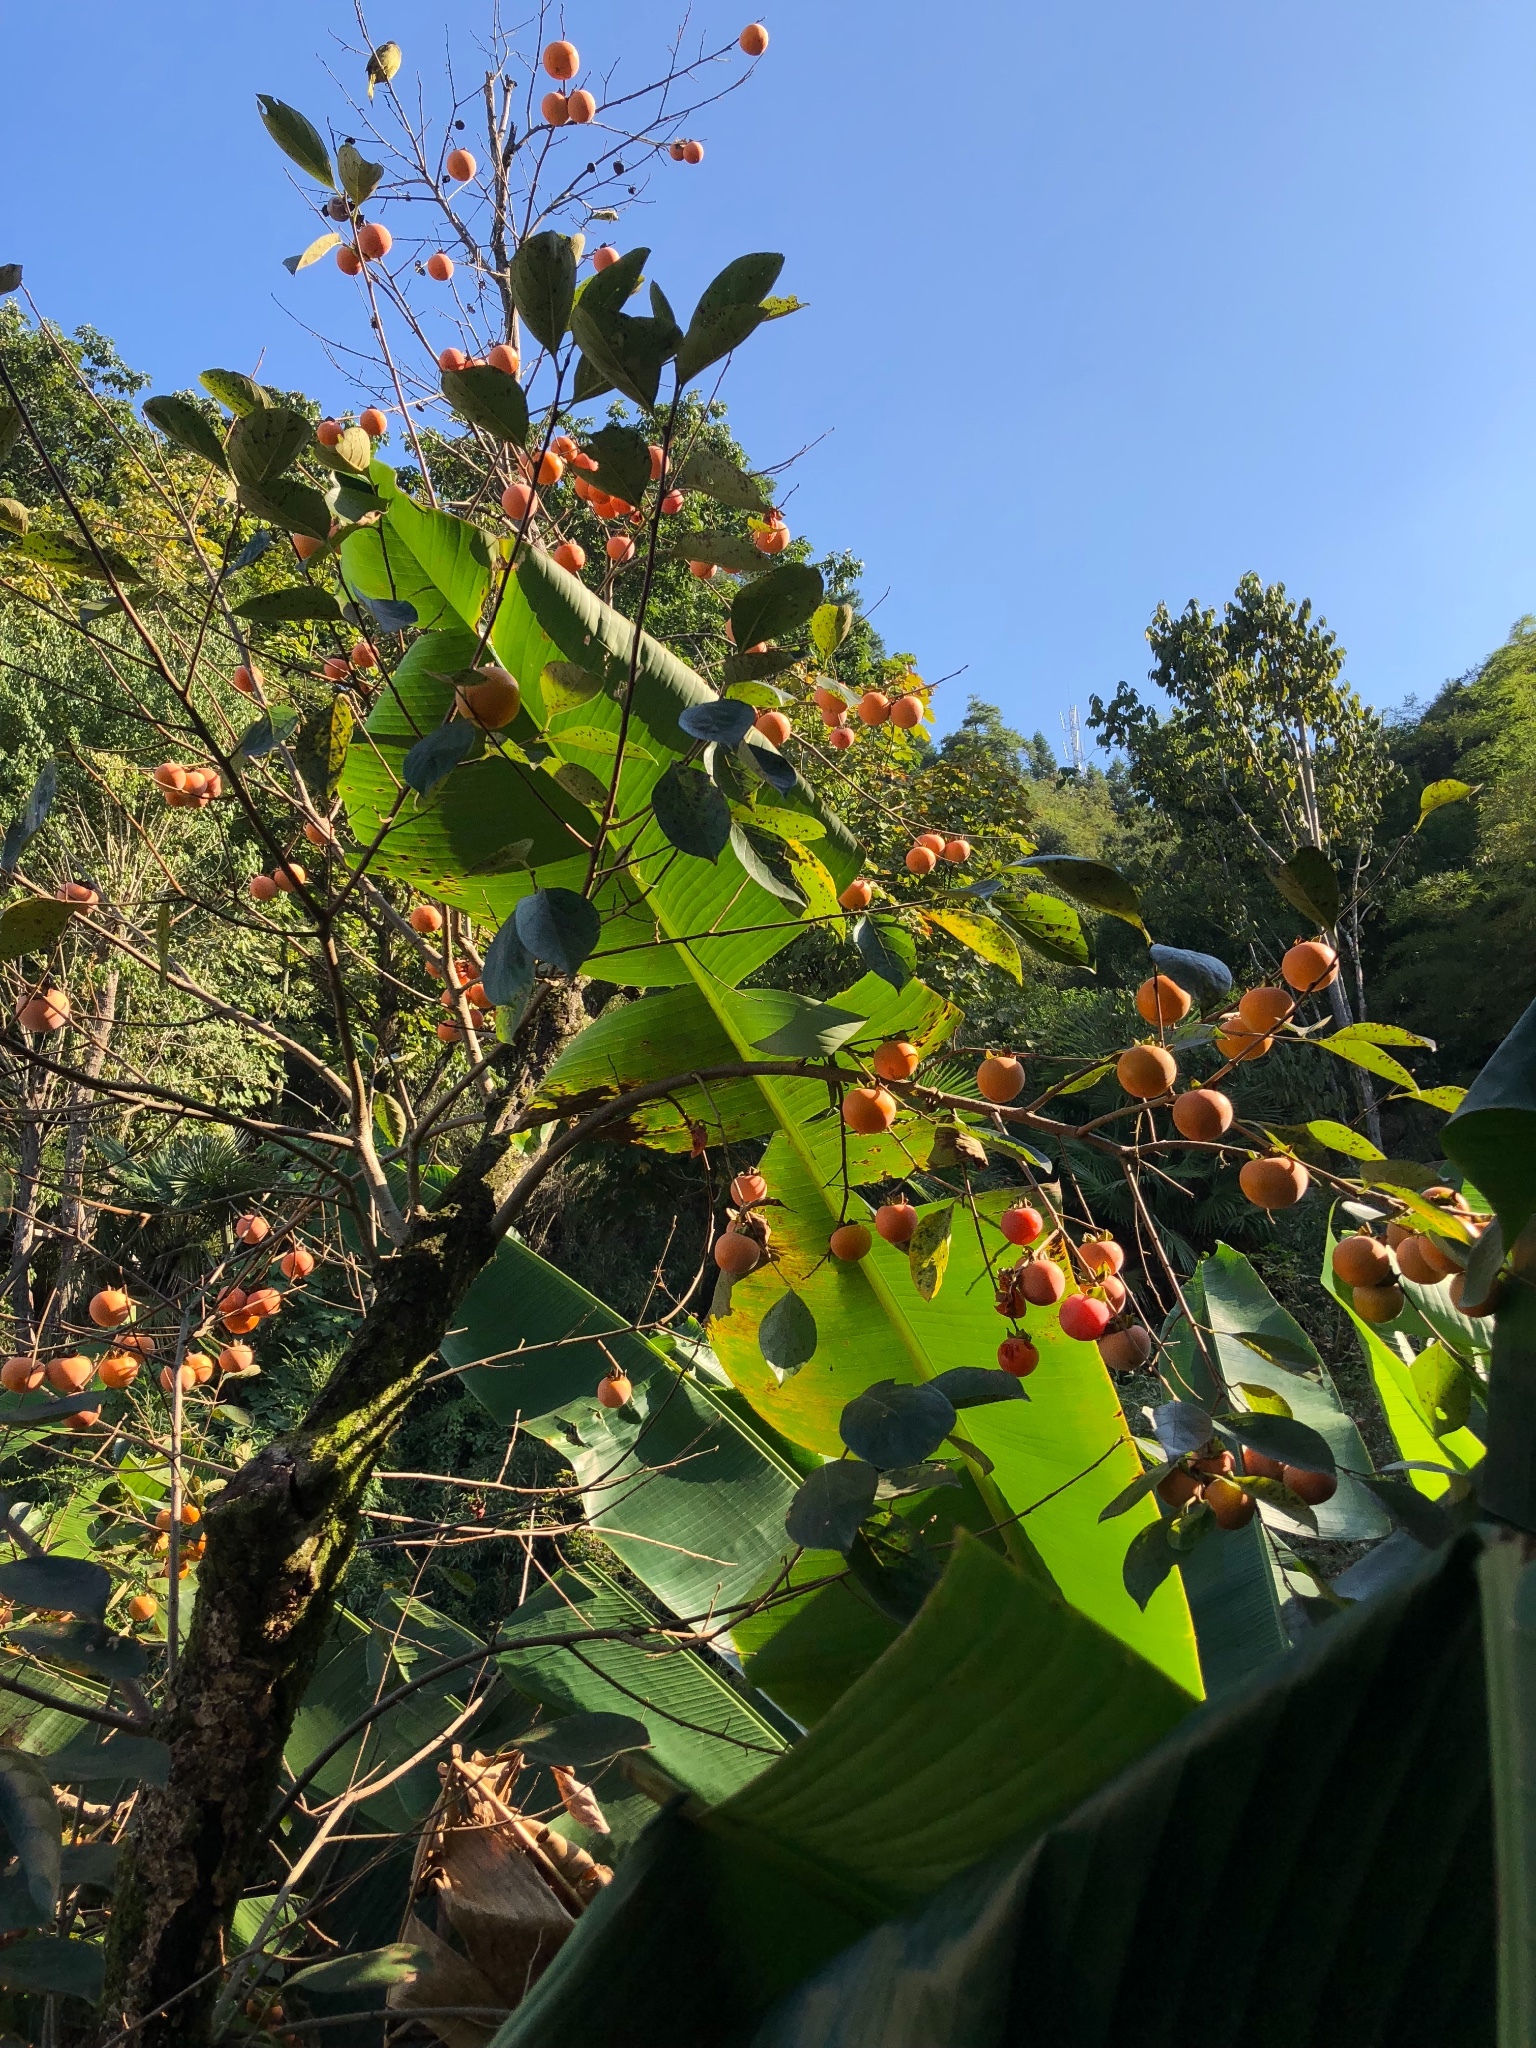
[[0, 18, 1522, 2048]]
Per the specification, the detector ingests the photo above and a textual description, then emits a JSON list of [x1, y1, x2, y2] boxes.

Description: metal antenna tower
[[1060, 705, 1086, 772]]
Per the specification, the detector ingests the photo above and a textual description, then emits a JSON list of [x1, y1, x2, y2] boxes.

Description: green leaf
[[282, 231, 342, 275], [731, 563, 824, 653], [809, 602, 855, 656], [673, 530, 771, 573], [232, 708, 300, 762], [44, 1736, 170, 1787], [1147, 942, 1232, 1007], [675, 446, 773, 512], [17, 530, 138, 583], [1444, 994, 1536, 1243], [0, 404, 20, 465], [551, 760, 609, 807], [760, 1290, 819, 1377], [908, 1204, 953, 1304], [517, 1711, 651, 1767], [0, 1934, 102, 2001], [5, 1623, 147, 1684], [237, 474, 332, 542], [0, 1752, 58, 1917], [1122, 1518, 1177, 1610], [1215, 1412, 1335, 1474], [756, 1533, 1490, 2048], [286, 1945, 424, 1994], [730, 823, 806, 908], [142, 395, 229, 470], [401, 721, 476, 796], [674, 252, 786, 386], [234, 585, 341, 623], [541, 661, 606, 713], [293, 698, 354, 798], [0, 1556, 109, 1619], [1229, 1331, 1317, 1371], [440, 364, 529, 445], [515, 887, 601, 974], [1303, 1118, 1386, 1161], [997, 891, 1091, 968], [1174, 1247, 1387, 1542], [851, 916, 915, 992], [927, 906, 1022, 983], [199, 368, 272, 416], [584, 423, 653, 508], [255, 94, 335, 186], [1317, 1033, 1422, 1093], [1269, 843, 1340, 927], [1416, 777, 1477, 827], [0, 897, 75, 963], [510, 231, 578, 355], [336, 140, 384, 203], [498, 1563, 785, 1804], [1014, 856, 1146, 936], [651, 761, 731, 861], [751, 999, 864, 1057], [785, 1461, 878, 1553], [570, 280, 678, 408]]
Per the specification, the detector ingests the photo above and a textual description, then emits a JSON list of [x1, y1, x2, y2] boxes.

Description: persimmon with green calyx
[[1098, 1325, 1153, 1371], [89, 1288, 132, 1328], [1078, 1238, 1124, 1275], [1204, 1476, 1256, 1529], [871, 1040, 920, 1082], [976, 1054, 1025, 1102], [1019, 1259, 1066, 1306], [829, 1224, 872, 1261], [1281, 939, 1338, 993], [1135, 975, 1190, 1025], [1214, 1013, 1272, 1062], [1157, 1466, 1201, 1507], [1059, 1295, 1111, 1342], [1117, 1043, 1177, 1099], [1242, 1446, 1285, 1480], [713, 1232, 761, 1277], [1332, 1233, 1392, 1287], [1172, 1088, 1233, 1142], [455, 666, 521, 729], [18, 988, 69, 1033], [843, 1087, 897, 1133], [1238, 1156, 1309, 1209], [597, 1373, 632, 1410], [999, 1204, 1044, 1246], [1237, 985, 1295, 1032], [47, 1353, 96, 1393], [1282, 1464, 1338, 1505], [1352, 1281, 1404, 1323], [997, 1336, 1039, 1377], [874, 1201, 917, 1245]]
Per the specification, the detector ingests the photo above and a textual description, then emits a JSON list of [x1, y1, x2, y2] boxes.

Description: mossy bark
[[99, 988, 586, 2045]]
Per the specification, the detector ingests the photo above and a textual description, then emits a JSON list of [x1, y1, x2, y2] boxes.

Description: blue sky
[[6, 0, 1535, 752]]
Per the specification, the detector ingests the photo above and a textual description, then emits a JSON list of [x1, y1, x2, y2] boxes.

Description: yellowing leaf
[[1303, 1119, 1385, 1162], [908, 1203, 954, 1302], [1415, 778, 1478, 828], [283, 232, 341, 276], [928, 907, 1022, 983]]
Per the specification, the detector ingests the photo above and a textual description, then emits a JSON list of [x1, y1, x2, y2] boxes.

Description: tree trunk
[[99, 985, 586, 2045]]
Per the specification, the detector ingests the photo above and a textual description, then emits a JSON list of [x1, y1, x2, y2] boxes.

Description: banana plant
[[342, 472, 1201, 1693]]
